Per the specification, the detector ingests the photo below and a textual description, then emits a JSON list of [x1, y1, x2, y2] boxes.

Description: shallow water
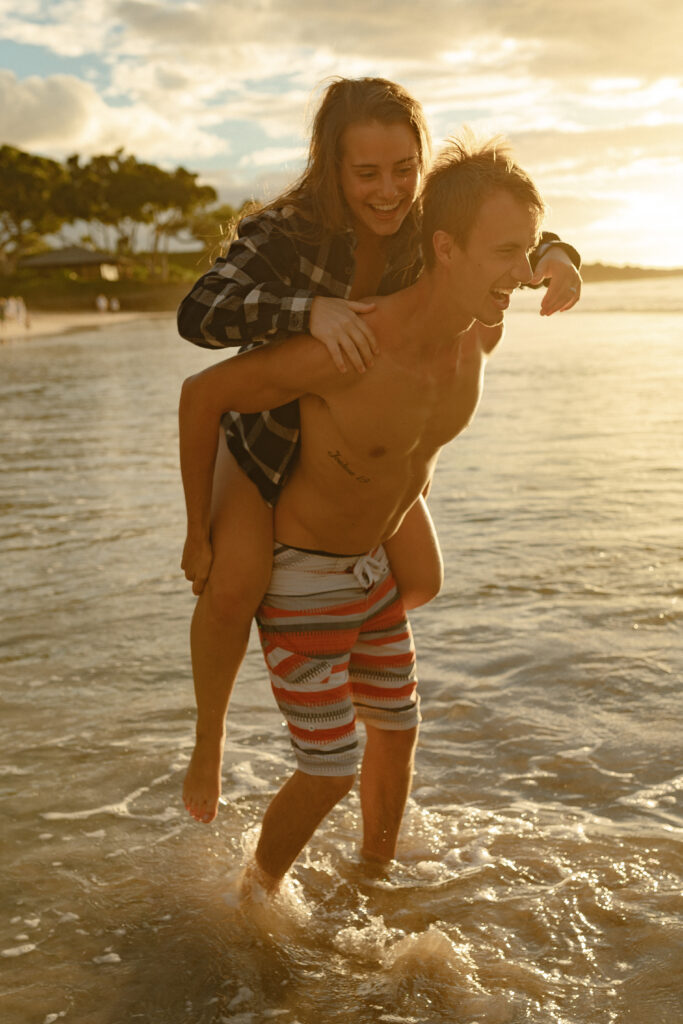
[[1, 281, 682, 1023]]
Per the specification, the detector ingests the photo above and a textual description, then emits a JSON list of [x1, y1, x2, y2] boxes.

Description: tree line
[[0, 144, 241, 273]]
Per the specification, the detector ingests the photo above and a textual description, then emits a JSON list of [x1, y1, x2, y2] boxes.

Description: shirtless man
[[179, 136, 546, 891]]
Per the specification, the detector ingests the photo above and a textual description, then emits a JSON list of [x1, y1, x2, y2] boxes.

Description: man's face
[[449, 189, 540, 327]]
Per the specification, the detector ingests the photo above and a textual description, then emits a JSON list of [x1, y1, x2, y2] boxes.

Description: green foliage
[[0, 143, 221, 271], [60, 149, 218, 260], [0, 145, 69, 270], [147, 165, 217, 254]]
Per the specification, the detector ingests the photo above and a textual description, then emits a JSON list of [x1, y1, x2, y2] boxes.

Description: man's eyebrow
[[496, 232, 542, 251]]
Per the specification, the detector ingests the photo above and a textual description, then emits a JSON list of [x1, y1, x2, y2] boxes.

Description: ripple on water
[[1, 311, 682, 1023]]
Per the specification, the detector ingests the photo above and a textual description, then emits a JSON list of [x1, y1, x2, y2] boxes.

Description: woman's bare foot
[[182, 734, 225, 823]]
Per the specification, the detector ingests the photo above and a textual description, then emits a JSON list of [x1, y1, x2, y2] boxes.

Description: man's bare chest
[[308, 349, 485, 467]]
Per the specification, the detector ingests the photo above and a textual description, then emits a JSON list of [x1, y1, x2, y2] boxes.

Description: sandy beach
[[0, 309, 171, 344]]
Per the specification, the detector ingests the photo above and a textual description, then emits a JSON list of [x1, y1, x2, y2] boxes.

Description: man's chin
[[477, 310, 505, 328]]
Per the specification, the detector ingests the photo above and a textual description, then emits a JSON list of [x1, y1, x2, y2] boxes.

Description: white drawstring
[[352, 549, 389, 590]]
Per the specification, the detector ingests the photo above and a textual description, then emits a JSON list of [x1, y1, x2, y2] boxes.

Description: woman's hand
[[309, 297, 379, 372], [530, 247, 582, 316], [181, 532, 213, 595]]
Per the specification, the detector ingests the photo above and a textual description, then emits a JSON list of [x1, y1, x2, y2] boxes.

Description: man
[[179, 135, 547, 892]]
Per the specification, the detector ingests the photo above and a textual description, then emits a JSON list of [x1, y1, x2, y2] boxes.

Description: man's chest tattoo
[[327, 449, 371, 484]]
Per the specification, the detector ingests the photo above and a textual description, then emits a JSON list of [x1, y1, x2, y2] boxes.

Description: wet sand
[[0, 309, 170, 343]]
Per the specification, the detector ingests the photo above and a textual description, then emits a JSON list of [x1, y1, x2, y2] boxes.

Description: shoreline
[[0, 309, 173, 344]]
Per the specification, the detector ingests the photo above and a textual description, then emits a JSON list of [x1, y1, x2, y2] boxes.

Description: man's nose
[[516, 252, 533, 285]]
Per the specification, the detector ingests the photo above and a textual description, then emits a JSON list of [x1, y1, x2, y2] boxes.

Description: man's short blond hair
[[421, 132, 545, 268]]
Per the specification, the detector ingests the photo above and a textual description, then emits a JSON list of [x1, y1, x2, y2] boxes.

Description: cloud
[[0, 70, 98, 148], [0, 69, 226, 161], [106, 0, 681, 81], [5, 1, 678, 88], [0, 1, 681, 264], [0, 0, 114, 58], [238, 146, 308, 170]]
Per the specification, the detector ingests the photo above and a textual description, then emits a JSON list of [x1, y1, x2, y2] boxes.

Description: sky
[[0, 0, 682, 268]]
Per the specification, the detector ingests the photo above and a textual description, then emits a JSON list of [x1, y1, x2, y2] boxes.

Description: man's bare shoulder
[[359, 295, 412, 352]]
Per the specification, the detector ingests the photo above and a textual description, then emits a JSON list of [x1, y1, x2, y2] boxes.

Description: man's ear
[[432, 229, 457, 267]]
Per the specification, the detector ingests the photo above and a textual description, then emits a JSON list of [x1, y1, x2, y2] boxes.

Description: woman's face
[[338, 120, 421, 241]]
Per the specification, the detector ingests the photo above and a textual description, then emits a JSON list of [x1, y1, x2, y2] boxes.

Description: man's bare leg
[[183, 440, 273, 824], [249, 771, 356, 891], [359, 724, 419, 863]]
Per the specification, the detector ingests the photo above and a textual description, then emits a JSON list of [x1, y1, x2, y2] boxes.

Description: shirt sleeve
[[177, 210, 316, 349], [530, 231, 582, 273]]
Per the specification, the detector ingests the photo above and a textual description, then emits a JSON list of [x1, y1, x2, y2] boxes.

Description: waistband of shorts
[[269, 541, 389, 592], [278, 542, 365, 559], [272, 541, 379, 572]]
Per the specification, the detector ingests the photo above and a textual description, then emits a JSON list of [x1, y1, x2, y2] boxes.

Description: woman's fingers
[[310, 297, 379, 372]]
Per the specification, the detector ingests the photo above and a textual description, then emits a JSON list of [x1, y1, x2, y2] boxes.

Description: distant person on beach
[[176, 77, 583, 828], [0, 295, 30, 335], [179, 135, 547, 891]]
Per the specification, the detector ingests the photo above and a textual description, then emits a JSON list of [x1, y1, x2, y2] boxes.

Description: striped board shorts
[[255, 543, 420, 777]]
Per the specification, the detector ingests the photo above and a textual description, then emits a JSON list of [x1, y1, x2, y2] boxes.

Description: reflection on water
[[1, 285, 682, 1023]]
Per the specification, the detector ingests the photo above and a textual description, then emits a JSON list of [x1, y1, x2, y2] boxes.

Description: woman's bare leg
[[183, 437, 273, 823], [384, 495, 443, 611]]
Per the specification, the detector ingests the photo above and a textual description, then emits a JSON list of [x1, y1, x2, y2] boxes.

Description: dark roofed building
[[19, 246, 119, 280]]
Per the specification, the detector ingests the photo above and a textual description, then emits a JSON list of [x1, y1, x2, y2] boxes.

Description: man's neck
[[382, 274, 475, 353]]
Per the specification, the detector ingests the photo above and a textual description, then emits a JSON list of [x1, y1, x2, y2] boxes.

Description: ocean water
[[1, 279, 681, 1024]]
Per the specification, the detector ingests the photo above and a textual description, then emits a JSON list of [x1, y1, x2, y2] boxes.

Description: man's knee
[[297, 770, 356, 810], [325, 772, 356, 800], [366, 725, 419, 764]]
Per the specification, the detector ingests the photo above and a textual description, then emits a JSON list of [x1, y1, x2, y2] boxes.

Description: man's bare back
[[275, 295, 503, 556]]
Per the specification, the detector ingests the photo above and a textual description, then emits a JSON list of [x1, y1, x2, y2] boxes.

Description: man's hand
[[309, 296, 379, 372], [530, 246, 582, 316], [181, 532, 213, 595]]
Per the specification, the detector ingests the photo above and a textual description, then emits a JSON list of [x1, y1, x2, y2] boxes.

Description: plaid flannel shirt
[[177, 204, 580, 505]]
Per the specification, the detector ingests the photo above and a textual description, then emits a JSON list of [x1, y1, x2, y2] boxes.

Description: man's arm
[[178, 333, 348, 587]]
